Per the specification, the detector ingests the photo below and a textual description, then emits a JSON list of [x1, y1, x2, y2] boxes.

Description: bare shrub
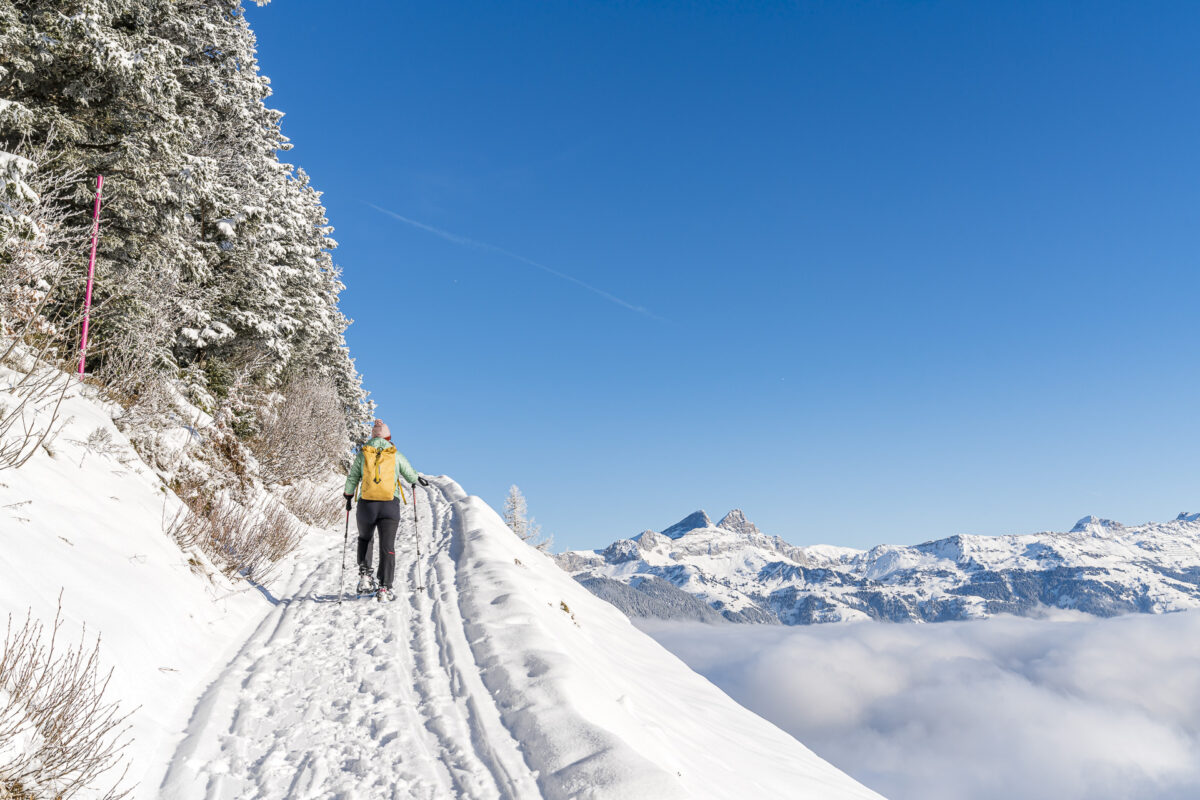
[[0, 597, 133, 800], [255, 503, 306, 565], [0, 360, 72, 471], [251, 376, 348, 485], [166, 494, 304, 584], [86, 270, 176, 409], [0, 144, 90, 473], [531, 529, 555, 553], [279, 483, 341, 529], [66, 426, 136, 470]]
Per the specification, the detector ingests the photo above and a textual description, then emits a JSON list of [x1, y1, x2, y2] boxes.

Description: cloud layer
[[642, 611, 1200, 800]]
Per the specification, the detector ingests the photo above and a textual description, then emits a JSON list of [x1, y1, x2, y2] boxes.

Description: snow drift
[[451, 485, 883, 799]]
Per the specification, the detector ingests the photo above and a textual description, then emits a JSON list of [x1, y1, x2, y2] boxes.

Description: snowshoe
[[356, 573, 377, 595], [376, 586, 396, 603]]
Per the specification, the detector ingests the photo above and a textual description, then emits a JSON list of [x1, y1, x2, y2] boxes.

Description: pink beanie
[[372, 419, 391, 440]]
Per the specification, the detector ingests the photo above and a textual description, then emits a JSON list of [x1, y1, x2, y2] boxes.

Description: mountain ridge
[[557, 508, 1200, 625]]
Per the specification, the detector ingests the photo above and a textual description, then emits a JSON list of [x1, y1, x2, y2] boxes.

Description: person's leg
[[356, 500, 377, 575], [376, 499, 403, 589], [376, 517, 399, 590]]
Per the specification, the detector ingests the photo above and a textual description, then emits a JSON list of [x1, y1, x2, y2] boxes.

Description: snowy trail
[[155, 476, 885, 800], [159, 479, 541, 800]]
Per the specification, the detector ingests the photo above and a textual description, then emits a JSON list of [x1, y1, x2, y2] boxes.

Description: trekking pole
[[412, 484, 424, 592], [338, 504, 350, 604], [412, 484, 422, 561]]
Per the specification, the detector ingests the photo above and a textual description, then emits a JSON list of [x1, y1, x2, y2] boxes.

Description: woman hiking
[[344, 419, 428, 602]]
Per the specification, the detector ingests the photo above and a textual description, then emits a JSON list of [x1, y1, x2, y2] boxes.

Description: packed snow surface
[[161, 480, 884, 799]]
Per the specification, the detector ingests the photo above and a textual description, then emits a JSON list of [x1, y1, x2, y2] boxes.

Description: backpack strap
[[366, 446, 383, 487]]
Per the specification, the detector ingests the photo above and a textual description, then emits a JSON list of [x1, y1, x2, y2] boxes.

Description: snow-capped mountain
[[558, 509, 1200, 624]]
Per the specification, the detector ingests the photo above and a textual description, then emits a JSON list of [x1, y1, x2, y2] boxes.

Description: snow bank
[[450, 483, 884, 800]]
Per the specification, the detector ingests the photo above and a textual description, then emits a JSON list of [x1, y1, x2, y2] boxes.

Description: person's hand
[[343, 493, 353, 510], [418, 477, 430, 487]]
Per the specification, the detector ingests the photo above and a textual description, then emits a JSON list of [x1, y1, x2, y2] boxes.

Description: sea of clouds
[[641, 610, 1200, 800]]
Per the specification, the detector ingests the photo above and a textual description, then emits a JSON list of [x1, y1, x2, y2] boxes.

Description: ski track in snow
[[159, 481, 541, 800]]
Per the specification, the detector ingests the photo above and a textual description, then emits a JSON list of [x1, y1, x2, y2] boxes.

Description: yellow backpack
[[359, 444, 407, 502]]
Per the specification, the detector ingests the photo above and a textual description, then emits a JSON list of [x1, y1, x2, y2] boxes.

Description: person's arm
[[345, 449, 365, 496], [395, 451, 420, 486]]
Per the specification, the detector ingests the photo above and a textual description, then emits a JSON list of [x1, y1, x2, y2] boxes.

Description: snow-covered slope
[[161, 480, 884, 799], [560, 508, 1200, 624], [1, 378, 883, 799], [0, 376, 267, 797]]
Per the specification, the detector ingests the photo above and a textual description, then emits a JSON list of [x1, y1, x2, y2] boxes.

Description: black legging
[[356, 498, 401, 589]]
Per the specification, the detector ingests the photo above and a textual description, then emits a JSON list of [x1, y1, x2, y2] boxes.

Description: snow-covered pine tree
[[155, 0, 369, 450], [0, 144, 37, 261], [502, 485, 552, 550], [0, 0, 371, 461], [1, 0, 204, 376], [503, 485, 529, 540]]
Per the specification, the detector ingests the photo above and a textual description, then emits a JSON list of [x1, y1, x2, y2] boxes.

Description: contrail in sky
[[366, 203, 659, 319]]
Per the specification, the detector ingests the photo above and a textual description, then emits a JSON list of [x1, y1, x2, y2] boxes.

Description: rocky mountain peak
[[1075, 515, 1128, 534], [717, 509, 762, 537], [601, 539, 640, 564], [660, 511, 713, 539], [1070, 515, 1125, 533], [632, 530, 669, 552]]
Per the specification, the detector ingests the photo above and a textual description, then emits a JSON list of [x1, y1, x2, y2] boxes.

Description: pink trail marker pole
[[78, 175, 103, 376]]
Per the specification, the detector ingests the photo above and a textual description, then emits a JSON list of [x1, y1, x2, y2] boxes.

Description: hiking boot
[[356, 572, 377, 595], [377, 586, 396, 603]]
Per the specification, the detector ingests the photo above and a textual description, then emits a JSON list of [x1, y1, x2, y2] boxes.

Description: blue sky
[[248, 1, 1200, 551]]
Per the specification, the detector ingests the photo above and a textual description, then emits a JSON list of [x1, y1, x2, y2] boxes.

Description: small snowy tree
[[503, 485, 528, 540], [502, 485, 553, 551]]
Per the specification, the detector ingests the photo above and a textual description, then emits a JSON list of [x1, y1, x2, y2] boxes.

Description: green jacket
[[345, 437, 421, 500]]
